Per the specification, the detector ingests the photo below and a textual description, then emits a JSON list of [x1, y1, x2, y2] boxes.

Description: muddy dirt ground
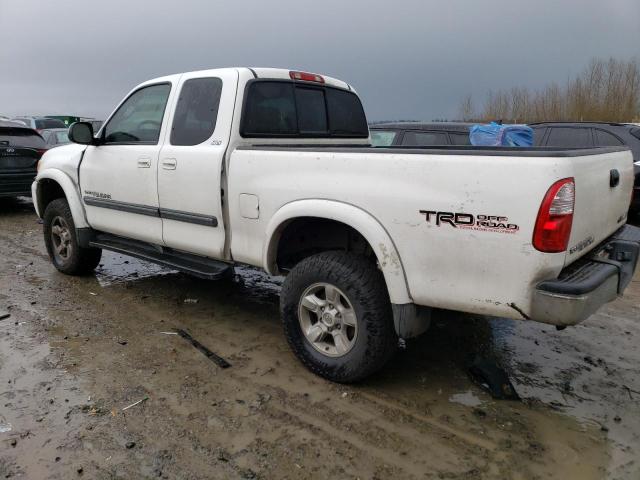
[[1, 197, 639, 480]]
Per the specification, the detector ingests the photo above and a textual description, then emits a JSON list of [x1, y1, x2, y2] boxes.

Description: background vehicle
[[11, 116, 67, 132], [1, 120, 47, 197], [45, 115, 81, 127], [370, 122, 472, 146], [531, 122, 640, 217], [32, 68, 639, 382], [87, 120, 104, 133], [41, 128, 70, 147], [44, 116, 103, 132]]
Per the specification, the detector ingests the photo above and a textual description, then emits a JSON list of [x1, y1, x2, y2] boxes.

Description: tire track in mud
[[192, 367, 491, 476], [0, 232, 49, 261]]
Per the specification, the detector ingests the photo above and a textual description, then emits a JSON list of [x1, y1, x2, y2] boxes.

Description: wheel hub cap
[[51, 216, 72, 263], [298, 282, 358, 357], [321, 311, 335, 327]]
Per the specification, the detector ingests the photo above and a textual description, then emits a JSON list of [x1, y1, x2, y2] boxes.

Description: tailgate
[[0, 147, 40, 171], [565, 147, 634, 264]]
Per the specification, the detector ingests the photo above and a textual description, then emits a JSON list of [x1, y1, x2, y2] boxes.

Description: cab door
[[79, 82, 174, 244], [157, 70, 238, 259]]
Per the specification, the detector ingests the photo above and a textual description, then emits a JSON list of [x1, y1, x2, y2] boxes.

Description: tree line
[[459, 57, 640, 123]]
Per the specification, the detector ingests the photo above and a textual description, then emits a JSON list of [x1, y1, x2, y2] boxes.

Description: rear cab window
[[241, 80, 368, 138]]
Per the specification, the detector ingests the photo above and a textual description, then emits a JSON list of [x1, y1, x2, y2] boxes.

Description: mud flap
[[391, 303, 432, 339], [468, 357, 520, 400]]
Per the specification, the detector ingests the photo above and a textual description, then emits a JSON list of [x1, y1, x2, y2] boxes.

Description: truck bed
[[230, 144, 634, 320]]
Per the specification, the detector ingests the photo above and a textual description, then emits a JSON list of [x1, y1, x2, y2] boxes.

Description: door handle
[[137, 156, 151, 168], [162, 158, 177, 170], [610, 169, 620, 187]]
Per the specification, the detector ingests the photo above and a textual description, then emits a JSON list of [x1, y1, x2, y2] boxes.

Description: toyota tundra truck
[[32, 67, 640, 382]]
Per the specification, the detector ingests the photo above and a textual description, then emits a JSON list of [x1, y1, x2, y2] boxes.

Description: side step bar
[[88, 232, 233, 280]]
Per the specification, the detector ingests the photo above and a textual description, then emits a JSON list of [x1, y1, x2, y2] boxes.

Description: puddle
[[449, 390, 483, 407], [486, 308, 640, 478], [0, 421, 12, 433], [95, 251, 176, 286]]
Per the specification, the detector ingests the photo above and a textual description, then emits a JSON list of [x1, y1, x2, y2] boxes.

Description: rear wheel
[[43, 198, 102, 275], [281, 251, 397, 383]]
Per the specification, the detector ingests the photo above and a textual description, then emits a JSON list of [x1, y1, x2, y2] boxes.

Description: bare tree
[[458, 57, 640, 123], [459, 94, 475, 121]]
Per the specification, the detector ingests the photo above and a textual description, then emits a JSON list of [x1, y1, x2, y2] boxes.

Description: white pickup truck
[[33, 67, 640, 382]]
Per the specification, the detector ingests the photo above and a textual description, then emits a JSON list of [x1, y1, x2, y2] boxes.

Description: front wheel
[[281, 251, 397, 383], [43, 198, 102, 275]]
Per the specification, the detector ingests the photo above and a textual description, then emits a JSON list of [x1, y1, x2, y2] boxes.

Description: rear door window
[[401, 131, 448, 146], [170, 77, 223, 146], [594, 129, 624, 146], [241, 81, 368, 138], [532, 127, 547, 146], [449, 132, 471, 145], [546, 127, 592, 147], [370, 130, 397, 146]]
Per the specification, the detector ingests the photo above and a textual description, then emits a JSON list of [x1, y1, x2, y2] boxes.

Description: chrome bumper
[[532, 224, 640, 326]]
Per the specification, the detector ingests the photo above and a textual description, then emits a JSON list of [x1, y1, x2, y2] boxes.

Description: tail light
[[289, 71, 325, 83], [533, 178, 575, 253]]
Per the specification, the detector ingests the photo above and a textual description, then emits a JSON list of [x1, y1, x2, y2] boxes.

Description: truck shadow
[[93, 251, 500, 389]]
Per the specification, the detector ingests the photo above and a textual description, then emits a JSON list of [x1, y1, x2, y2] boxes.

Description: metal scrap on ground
[[174, 328, 231, 369]]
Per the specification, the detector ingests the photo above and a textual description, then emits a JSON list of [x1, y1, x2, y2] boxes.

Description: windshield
[[370, 130, 397, 146]]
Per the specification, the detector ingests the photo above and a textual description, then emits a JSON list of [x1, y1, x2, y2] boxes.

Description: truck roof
[[139, 67, 353, 92]]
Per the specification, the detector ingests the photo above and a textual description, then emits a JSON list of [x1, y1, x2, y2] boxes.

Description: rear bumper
[[531, 224, 640, 326], [0, 171, 36, 197]]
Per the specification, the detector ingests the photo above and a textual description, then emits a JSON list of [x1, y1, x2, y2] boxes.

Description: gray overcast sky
[[1, 0, 638, 121]]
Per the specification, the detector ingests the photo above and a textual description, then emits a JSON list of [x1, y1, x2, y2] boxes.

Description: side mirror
[[68, 122, 95, 145]]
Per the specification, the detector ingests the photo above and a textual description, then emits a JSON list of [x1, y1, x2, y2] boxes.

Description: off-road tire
[[281, 251, 397, 383], [43, 198, 102, 275]]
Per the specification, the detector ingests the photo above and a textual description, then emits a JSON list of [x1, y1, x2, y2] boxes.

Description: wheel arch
[[263, 199, 412, 305], [34, 170, 88, 229]]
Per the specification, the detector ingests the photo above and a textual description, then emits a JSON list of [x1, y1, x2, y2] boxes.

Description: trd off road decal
[[420, 210, 519, 234]]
